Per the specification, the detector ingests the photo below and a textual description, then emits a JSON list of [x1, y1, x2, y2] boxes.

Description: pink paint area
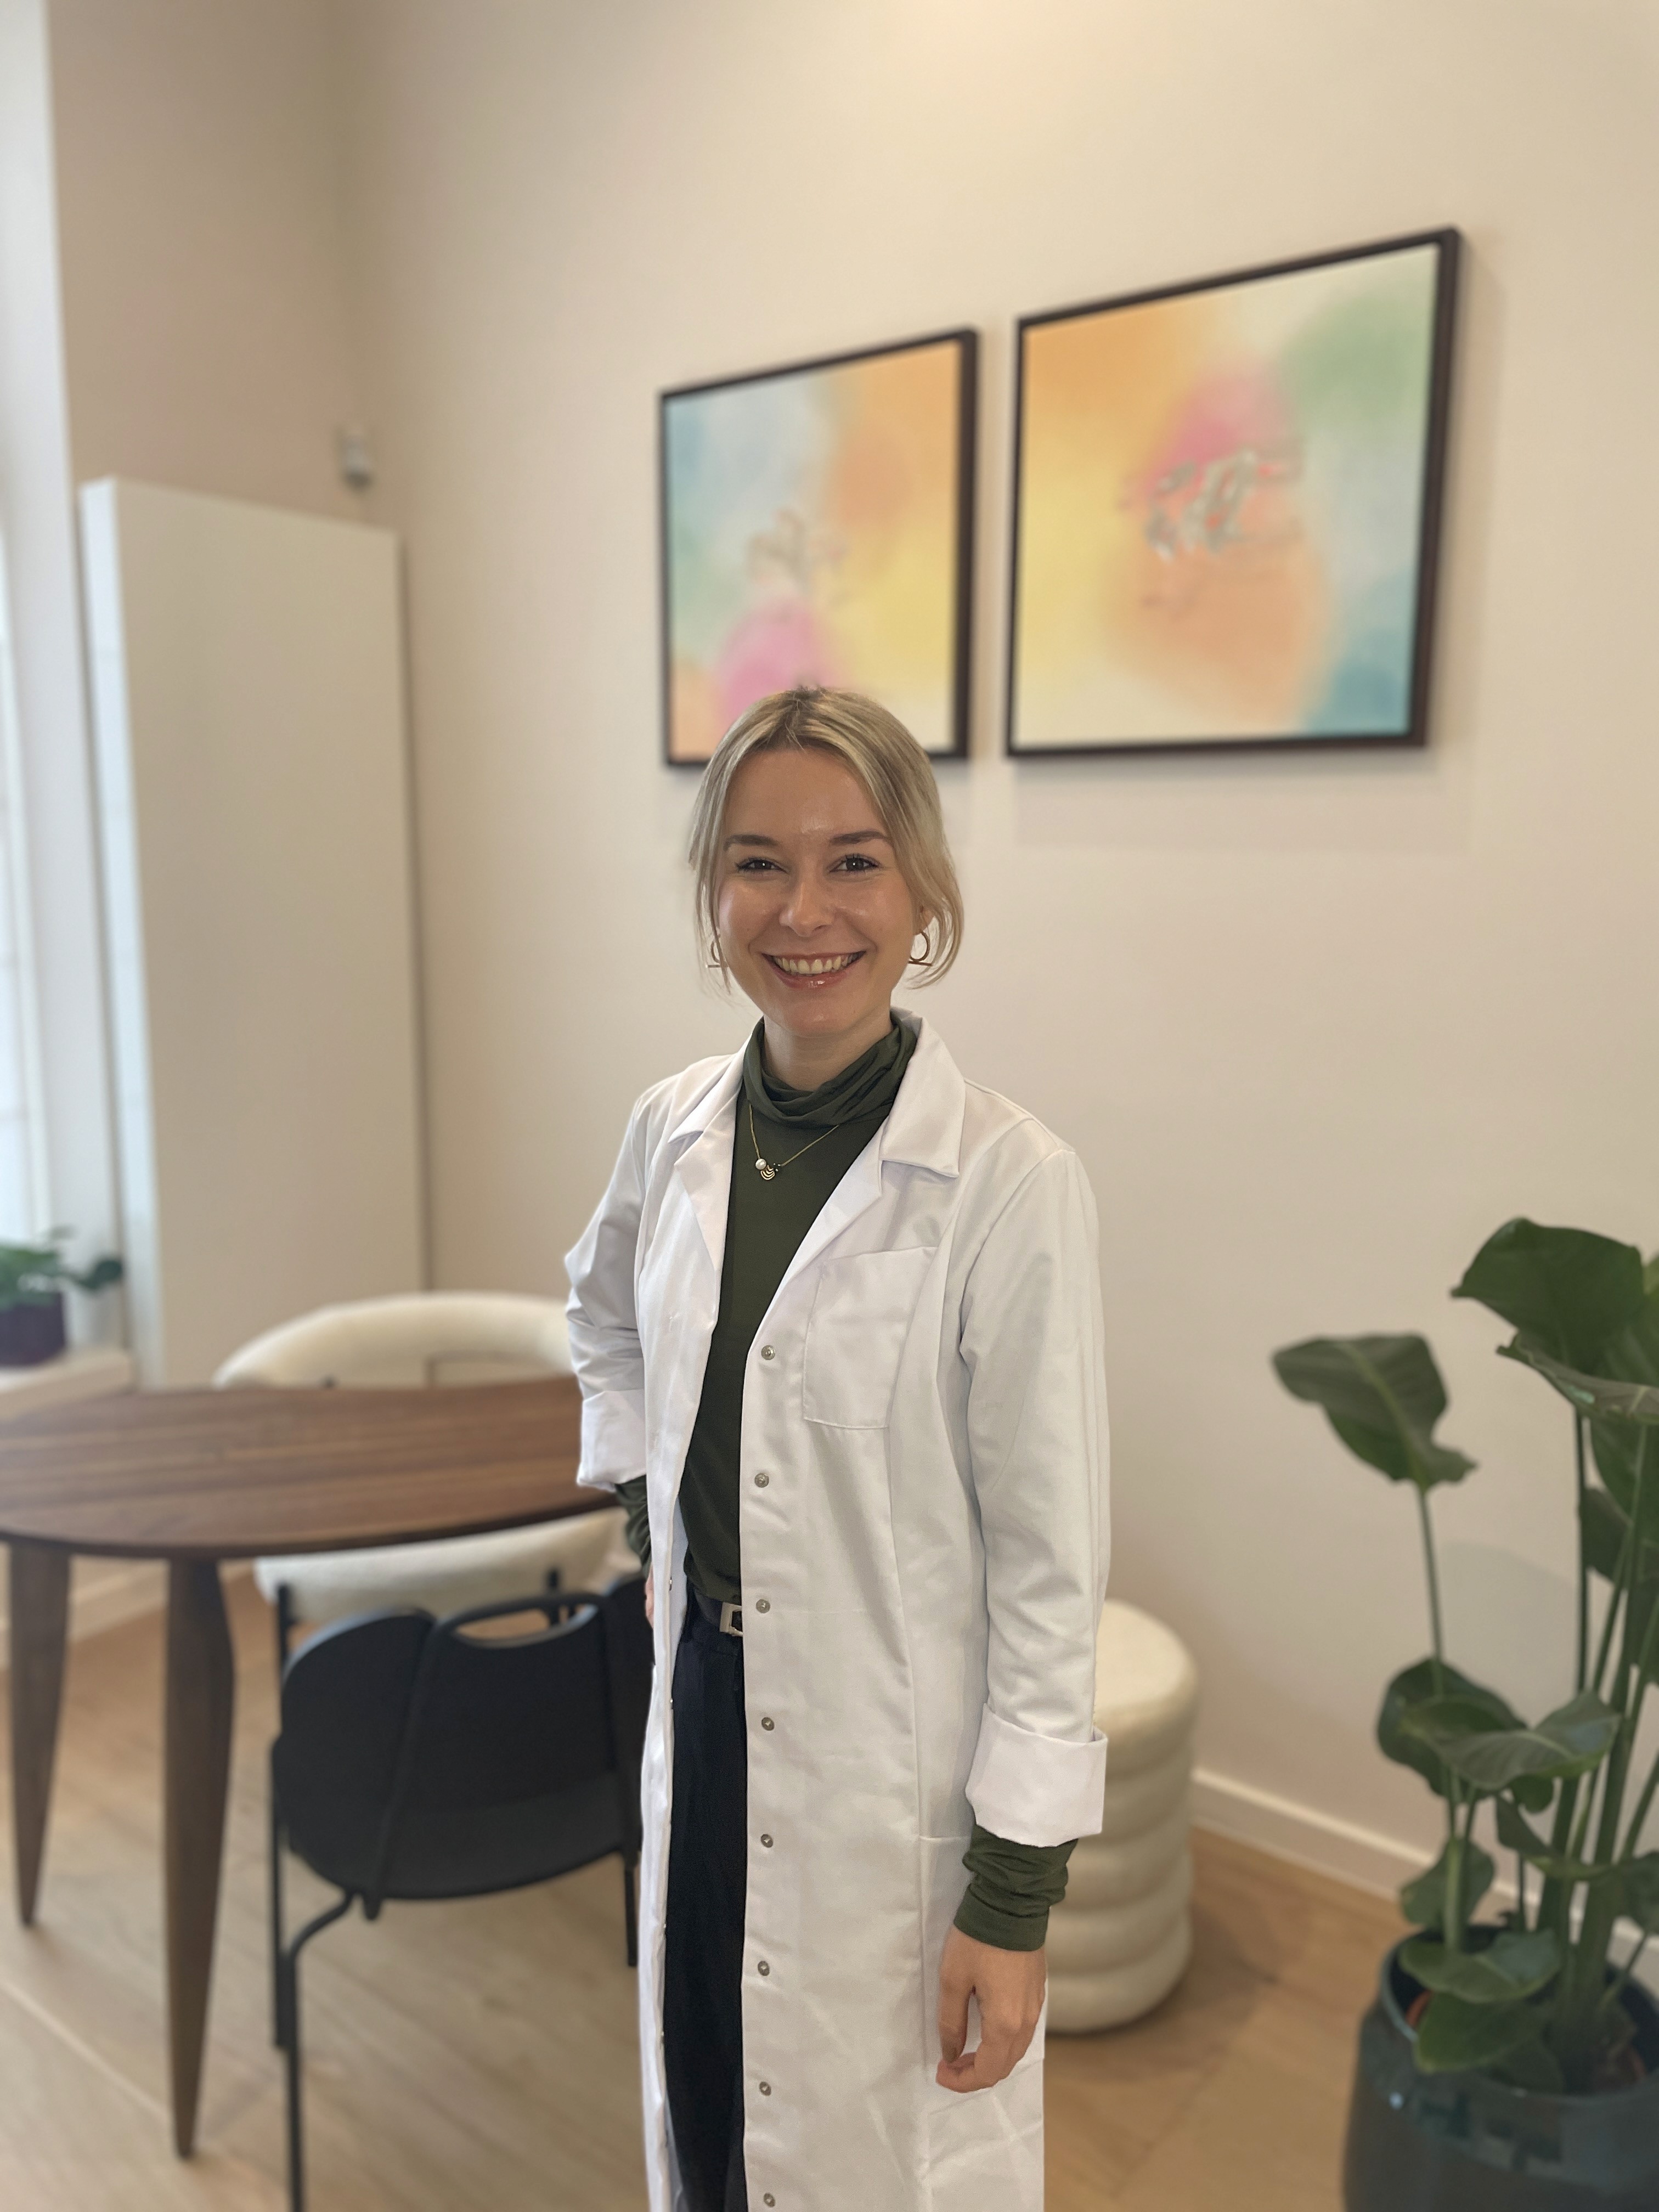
[[1139, 366, 1295, 490], [1124, 365, 1304, 583], [716, 599, 840, 724]]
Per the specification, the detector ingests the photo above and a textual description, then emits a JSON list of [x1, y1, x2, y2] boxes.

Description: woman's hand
[[935, 1927, 1046, 2093]]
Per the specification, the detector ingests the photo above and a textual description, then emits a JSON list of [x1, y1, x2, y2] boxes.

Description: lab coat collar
[[879, 1012, 965, 1180], [663, 1009, 964, 1269], [664, 1011, 964, 1173], [664, 1053, 743, 1269]]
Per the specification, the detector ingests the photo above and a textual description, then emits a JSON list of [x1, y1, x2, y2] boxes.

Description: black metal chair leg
[[279, 1945, 304, 2212], [279, 1893, 354, 2212], [270, 1762, 286, 2048], [272, 1588, 296, 2047]]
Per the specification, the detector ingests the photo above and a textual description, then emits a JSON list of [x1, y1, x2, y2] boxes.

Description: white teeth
[[772, 953, 859, 976]]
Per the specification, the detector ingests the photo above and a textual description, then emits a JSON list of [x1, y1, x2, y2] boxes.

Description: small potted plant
[[1274, 1219, 1659, 2209], [0, 1233, 123, 1367]]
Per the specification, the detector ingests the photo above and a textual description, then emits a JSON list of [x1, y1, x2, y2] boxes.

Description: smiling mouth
[[764, 951, 864, 979]]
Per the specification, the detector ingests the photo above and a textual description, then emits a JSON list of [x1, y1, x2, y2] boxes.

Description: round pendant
[[757, 1160, 776, 1181]]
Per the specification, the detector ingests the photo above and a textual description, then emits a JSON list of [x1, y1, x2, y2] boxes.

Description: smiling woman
[[565, 686, 1109, 2212], [687, 685, 963, 1088]]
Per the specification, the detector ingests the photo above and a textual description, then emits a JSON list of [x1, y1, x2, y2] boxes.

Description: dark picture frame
[[659, 328, 978, 765], [1005, 228, 1461, 759]]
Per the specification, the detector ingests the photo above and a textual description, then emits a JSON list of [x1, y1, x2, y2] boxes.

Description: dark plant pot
[[0, 1293, 66, 1368], [1344, 1942, 1659, 2210]]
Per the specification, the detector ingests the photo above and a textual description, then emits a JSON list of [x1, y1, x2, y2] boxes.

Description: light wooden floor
[[0, 1577, 1401, 2209]]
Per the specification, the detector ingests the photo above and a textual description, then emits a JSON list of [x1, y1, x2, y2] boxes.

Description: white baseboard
[[1192, 1765, 1424, 1899], [0, 1558, 254, 1652], [1193, 1764, 1659, 1996]]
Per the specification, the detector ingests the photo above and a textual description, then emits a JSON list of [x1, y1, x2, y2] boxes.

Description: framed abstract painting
[[659, 329, 977, 764], [1006, 229, 1460, 757]]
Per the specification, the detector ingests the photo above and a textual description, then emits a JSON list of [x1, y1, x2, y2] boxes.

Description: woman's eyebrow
[[723, 828, 891, 849]]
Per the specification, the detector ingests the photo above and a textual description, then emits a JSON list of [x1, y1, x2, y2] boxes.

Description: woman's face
[[715, 747, 924, 1074]]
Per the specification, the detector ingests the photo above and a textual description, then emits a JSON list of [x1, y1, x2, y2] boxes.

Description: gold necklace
[[747, 1099, 844, 1182]]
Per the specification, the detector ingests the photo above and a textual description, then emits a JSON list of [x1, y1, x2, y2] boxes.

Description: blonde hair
[[687, 687, 964, 985]]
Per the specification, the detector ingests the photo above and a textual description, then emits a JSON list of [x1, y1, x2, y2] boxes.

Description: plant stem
[[1592, 1525, 1631, 1700], [1444, 1794, 1477, 1953], [1623, 1570, 1659, 1724], [1554, 1435, 1652, 2086], [1609, 1929, 1652, 2015], [1514, 1852, 1528, 1933], [1539, 1776, 1582, 1943], [1623, 1742, 1659, 1860], [1417, 1487, 1447, 1687], [1569, 1770, 1600, 1866], [1606, 1436, 1652, 1729], [1414, 1486, 1466, 1947], [1575, 1414, 1590, 1693], [1612, 1602, 1659, 1861]]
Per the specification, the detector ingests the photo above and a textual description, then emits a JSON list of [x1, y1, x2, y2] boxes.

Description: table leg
[[9, 1541, 71, 1925], [164, 1559, 234, 2158]]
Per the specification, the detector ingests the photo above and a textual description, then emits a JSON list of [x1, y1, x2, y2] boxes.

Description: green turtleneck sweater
[[616, 1018, 1074, 1952]]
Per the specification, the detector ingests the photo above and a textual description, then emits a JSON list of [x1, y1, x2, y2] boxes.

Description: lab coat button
[[754, 1598, 770, 1613], [760, 1833, 774, 1848], [760, 1716, 775, 1730], [760, 1344, 776, 1361], [764, 2197, 776, 2208], [758, 1959, 770, 1976], [758, 2080, 772, 2095], [754, 1472, 770, 1487]]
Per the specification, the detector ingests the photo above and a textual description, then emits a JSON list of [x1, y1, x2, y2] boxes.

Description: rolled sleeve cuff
[[966, 1704, 1109, 1847], [575, 1389, 647, 1491]]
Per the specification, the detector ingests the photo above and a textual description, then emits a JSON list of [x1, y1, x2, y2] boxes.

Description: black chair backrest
[[274, 1576, 650, 1909]]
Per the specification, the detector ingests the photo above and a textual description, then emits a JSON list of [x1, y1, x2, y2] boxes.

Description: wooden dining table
[[0, 1373, 597, 2157]]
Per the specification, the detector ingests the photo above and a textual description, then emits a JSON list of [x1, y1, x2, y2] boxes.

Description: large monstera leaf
[[1402, 1929, 1562, 2006], [1273, 1334, 1474, 1493], [1378, 1659, 1525, 1802], [1401, 1689, 1622, 1796], [1453, 1220, 1646, 1369], [1414, 1994, 1548, 2074], [1500, 1342, 1659, 1431]]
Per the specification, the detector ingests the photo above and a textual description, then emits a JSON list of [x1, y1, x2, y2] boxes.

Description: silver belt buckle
[[718, 1599, 743, 1638]]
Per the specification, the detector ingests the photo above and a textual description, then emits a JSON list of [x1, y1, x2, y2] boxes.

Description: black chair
[[269, 1573, 652, 2211]]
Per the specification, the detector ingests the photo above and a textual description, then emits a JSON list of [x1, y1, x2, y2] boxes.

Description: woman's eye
[[834, 853, 879, 872], [733, 857, 782, 873]]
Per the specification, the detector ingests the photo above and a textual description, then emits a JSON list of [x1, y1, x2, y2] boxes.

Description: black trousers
[[664, 1602, 749, 2212]]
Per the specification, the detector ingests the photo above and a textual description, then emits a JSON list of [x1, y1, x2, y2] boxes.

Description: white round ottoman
[[1048, 1600, 1198, 2033]]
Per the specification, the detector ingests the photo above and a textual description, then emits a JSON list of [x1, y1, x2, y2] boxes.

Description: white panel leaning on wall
[[78, 480, 426, 1389]]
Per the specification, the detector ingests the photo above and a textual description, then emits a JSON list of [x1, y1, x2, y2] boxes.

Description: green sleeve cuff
[[951, 1824, 1076, 1953], [616, 1476, 650, 1572]]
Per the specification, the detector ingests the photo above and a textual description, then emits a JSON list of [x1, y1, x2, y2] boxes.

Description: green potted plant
[[1274, 1220, 1659, 2209], [0, 1233, 123, 1367]]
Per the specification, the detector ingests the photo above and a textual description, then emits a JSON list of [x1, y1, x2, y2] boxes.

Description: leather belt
[[691, 1584, 742, 1637]]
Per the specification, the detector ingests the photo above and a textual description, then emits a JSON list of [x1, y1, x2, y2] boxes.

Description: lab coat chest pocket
[[801, 1248, 934, 1430]]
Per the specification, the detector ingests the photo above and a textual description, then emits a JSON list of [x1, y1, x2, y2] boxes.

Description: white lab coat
[[564, 1014, 1109, 2212]]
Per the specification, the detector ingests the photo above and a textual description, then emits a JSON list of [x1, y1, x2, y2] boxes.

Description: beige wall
[[49, 0, 362, 517], [332, 0, 1659, 1880], [23, 0, 1659, 1877]]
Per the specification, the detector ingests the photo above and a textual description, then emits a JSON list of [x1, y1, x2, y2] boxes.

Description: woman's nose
[[778, 876, 833, 934]]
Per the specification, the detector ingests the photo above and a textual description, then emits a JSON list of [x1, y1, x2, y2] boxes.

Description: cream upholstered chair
[[214, 1293, 634, 1646], [1047, 1600, 1199, 2033]]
